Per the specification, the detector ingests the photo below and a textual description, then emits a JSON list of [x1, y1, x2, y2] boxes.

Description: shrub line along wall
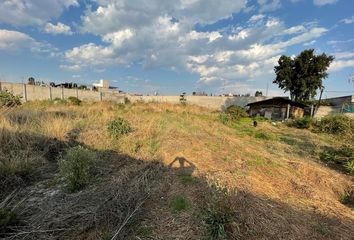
[[0, 82, 125, 103]]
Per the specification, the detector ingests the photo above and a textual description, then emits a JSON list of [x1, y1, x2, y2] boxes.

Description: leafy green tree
[[27, 77, 35, 85], [273, 49, 334, 102], [255, 91, 263, 97]]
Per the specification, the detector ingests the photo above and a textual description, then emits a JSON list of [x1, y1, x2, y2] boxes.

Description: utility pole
[[314, 86, 324, 117]]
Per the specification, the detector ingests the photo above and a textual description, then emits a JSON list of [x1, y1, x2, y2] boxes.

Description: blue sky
[[0, 0, 353, 97]]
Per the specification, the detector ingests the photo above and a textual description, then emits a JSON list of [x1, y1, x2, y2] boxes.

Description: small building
[[93, 79, 110, 89], [246, 97, 308, 120]]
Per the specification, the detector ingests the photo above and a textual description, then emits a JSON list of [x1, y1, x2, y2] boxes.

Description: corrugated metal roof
[[246, 97, 308, 108]]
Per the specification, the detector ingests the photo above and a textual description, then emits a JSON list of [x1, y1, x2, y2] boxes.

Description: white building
[[93, 79, 109, 89]]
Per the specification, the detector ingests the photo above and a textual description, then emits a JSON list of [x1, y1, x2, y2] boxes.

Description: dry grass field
[[0, 100, 353, 239]]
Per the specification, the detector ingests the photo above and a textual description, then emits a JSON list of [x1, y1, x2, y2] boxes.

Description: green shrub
[[339, 189, 354, 206], [225, 106, 248, 119], [313, 115, 353, 135], [254, 132, 269, 140], [319, 150, 337, 163], [67, 96, 82, 106], [218, 113, 229, 125], [204, 183, 233, 239], [339, 192, 350, 204], [254, 131, 276, 140], [53, 98, 67, 104], [319, 146, 354, 174], [219, 106, 248, 124], [287, 117, 313, 129], [180, 175, 196, 186], [107, 118, 132, 137], [59, 146, 95, 192], [344, 160, 354, 174], [0, 91, 21, 107], [170, 195, 189, 213], [0, 209, 19, 236]]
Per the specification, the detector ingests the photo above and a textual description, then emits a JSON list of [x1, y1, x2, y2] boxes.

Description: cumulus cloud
[[0, 29, 33, 50], [330, 59, 354, 72], [258, 0, 281, 12], [340, 16, 354, 24], [328, 52, 354, 72], [44, 22, 73, 35], [313, 0, 338, 6], [80, 0, 247, 35], [61, 1, 329, 94], [0, 28, 60, 58], [0, 0, 79, 26]]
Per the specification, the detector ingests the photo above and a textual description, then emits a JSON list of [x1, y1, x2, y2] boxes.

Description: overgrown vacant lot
[[0, 101, 353, 239]]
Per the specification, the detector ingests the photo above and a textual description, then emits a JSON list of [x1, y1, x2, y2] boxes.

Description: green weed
[[180, 175, 196, 186], [170, 195, 189, 213], [59, 146, 95, 192], [254, 131, 276, 140], [67, 96, 82, 106], [204, 183, 233, 239], [0, 209, 19, 236], [287, 117, 313, 129], [0, 91, 21, 107], [107, 118, 132, 137], [313, 115, 353, 135]]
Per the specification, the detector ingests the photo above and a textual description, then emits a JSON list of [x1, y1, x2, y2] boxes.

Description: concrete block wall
[[127, 95, 268, 111], [313, 106, 342, 118], [324, 95, 353, 107], [0, 82, 125, 103]]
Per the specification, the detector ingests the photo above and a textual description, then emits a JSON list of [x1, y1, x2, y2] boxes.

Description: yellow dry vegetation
[[0, 100, 353, 239]]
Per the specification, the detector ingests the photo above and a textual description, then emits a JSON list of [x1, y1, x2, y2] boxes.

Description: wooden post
[[23, 84, 27, 102], [99, 92, 103, 102], [314, 87, 324, 117], [49, 87, 52, 100], [286, 104, 290, 119], [76, 89, 79, 98], [61, 87, 64, 99], [310, 105, 314, 117]]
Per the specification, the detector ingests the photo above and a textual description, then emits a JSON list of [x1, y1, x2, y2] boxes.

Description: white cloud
[[282, 25, 306, 35], [0, 0, 78, 26], [327, 38, 354, 46], [340, 16, 354, 24], [185, 25, 327, 84], [0, 29, 33, 50], [313, 0, 338, 6], [249, 14, 265, 22], [334, 52, 354, 59], [258, 0, 281, 12], [64, 43, 116, 67], [0, 29, 60, 57], [80, 0, 247, 35], [60, 64, 82, 71], [330, 59, 354, 72], [329, 52, 354, 72], [102, 29, 134, 47], [62, 1, 329, 94], [44, 22, 73, 35], [303, 40, 316, 46]]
